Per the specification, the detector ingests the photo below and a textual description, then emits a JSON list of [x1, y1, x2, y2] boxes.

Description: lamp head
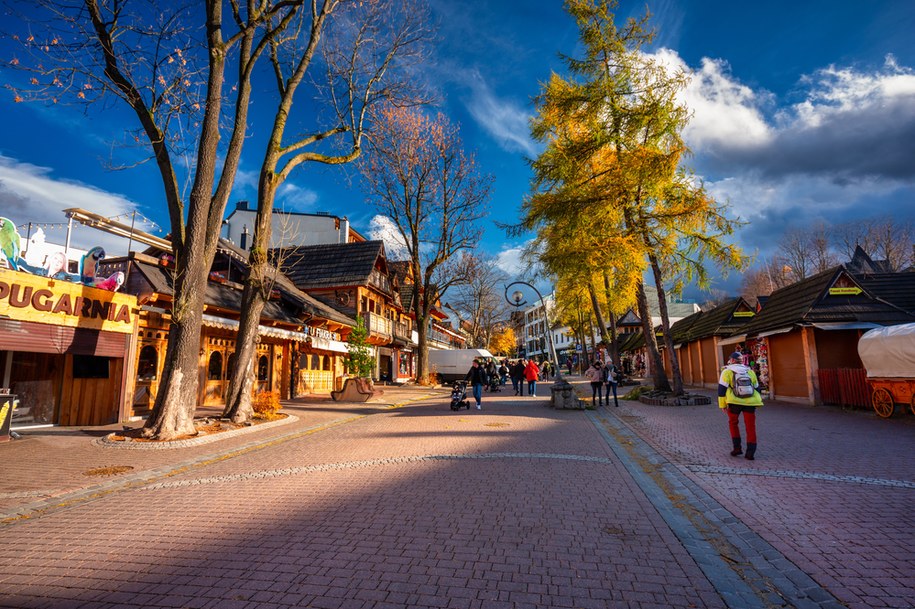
[[512, 290, 523, 305]]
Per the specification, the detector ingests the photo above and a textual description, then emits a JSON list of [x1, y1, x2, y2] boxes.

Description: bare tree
[[740, 256, 795, 305], [834, 216, 914, 271], [360, 105, 492, 383], [223, 0, 431, 423], [446, 254, 509, 349], [699, 288, 731, 311], [778, 223, 838, 282], [8, 0, 299, 439]]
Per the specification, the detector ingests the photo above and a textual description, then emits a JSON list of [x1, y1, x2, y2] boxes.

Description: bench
[[331, 378, 383, 402]]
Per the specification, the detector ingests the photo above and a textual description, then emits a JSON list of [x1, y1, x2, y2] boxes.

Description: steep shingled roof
[[127, 238, 356, 327], [856, 272, 915, 315], [277, 241, 386, 289], [132, 261, 300, 324], [686, 297, 756, 341], [668, 310, 704, 344], [739, 266, 915, 336]]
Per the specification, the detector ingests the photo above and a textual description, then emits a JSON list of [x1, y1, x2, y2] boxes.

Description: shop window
[[299, 354, 310, 370], [208, 351, 223, 380], [258, 355, 269, 381], [227, 352, 236, 376], [311, 354, 320, 370], [137, 346, 158, 381], [323, 355, 331, 371], [73, 356, 110, 379]]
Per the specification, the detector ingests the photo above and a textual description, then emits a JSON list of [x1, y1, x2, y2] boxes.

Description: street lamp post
[[504, 281, 560, 379]]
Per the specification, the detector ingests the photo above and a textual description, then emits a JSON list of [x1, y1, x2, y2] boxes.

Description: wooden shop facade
[[98, 240, 356, 421], [0, 267, 139, 427]]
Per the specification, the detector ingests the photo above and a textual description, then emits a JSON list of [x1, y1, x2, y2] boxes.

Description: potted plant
[[343, 316, 375, 394]]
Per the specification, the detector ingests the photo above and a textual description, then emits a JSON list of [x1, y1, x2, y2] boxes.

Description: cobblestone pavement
[[0, 379, 911, 609]]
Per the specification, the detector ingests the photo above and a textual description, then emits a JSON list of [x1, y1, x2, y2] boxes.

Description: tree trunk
[[224, 177, 278, 422], [649, 253, 684, 395], [143, 236, 211, 440], [416, 312, 430, 382], [602, 272, 620, 367], [223, 283, 265, 423], [587, 280, 611, 356], [635, 280, 670, 392]]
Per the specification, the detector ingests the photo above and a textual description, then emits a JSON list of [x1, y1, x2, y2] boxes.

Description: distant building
[[222, 200, 365, 250]]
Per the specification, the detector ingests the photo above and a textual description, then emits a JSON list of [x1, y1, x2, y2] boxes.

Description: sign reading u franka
[[0, 268, 135, 334]]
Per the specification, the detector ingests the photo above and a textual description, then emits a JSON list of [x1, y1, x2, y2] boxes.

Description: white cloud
[[656, 50, 915, 183], [494, 243, 527, 277], [461, 70, 539, 157], [0, 155, 148, 256], [368, 215, 409, 261], [276, 182, 319, 212]]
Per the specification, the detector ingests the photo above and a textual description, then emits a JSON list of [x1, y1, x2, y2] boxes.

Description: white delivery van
[[428, 349, 495, 383]]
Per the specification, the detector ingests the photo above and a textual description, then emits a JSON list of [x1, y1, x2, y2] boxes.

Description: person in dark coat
[[510, 359, 526, 396], [465, 359, 489, 410]]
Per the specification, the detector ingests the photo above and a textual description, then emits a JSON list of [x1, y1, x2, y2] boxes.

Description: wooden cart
[[869, 378, 915, 418], [858, 323, 915, 418]]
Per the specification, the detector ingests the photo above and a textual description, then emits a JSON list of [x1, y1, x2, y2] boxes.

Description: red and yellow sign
[[0, 268, 136, 334]]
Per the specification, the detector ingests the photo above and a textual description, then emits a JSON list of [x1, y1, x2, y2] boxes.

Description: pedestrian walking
[[604, 360, 620, 407], [465, 359, 489, 410], [718, 351, 764, 459], [511, 359, 525, 396], [524, 359, 540, 397], [566, 359, 573, 375], [585, 361, 604, 406], [484, 359, 498, 391], [498, 361, 509, 385]]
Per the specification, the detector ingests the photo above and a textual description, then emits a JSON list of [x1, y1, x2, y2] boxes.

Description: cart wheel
[[871, 388, 894, 418]]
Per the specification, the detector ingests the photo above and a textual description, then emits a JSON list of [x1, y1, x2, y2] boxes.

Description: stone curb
[[92, 414, 299, 450], [639, 395, 712, 406]]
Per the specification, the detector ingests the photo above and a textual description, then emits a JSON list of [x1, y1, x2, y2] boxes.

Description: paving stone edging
[[639, 394, 712, 406], [92, 414, 299, 449], [589, 406, 844, 609]]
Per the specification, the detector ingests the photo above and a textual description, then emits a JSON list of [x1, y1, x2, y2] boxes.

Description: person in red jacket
[[524, 359, 541, 397]]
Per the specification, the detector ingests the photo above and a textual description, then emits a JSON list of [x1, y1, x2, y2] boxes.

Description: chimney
[[236, 200, 249, 211], [340, 216, 350, 243], [240, 225, 249, 250]]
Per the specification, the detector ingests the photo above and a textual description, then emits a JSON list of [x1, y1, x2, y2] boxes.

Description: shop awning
[[811, 322, 882, 331], [201, 314, 310, 342], [717, 334, 746, 347], [757, 327, 793, 338], [308, 336, 349, 353]]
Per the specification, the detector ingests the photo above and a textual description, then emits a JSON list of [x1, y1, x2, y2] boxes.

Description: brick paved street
[[0, 380, 912, 609]]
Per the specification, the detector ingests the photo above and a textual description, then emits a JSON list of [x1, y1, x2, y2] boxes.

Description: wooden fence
[[818, 368, 870, 408]]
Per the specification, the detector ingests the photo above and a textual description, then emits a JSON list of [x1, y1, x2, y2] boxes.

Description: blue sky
[[1, 0, 914, 300]]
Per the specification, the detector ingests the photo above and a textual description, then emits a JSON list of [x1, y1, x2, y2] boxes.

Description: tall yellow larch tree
[[523, 0, 745, 394]]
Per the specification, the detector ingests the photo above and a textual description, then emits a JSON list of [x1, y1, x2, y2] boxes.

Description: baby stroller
[[450, 380, 470, 410], [488, 373, 500, 393]]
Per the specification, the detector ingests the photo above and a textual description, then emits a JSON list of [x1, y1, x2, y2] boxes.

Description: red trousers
[[727, 405, 757, 443]]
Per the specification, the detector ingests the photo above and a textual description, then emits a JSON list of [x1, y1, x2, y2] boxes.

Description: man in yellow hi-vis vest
[[718, 351, 764, 460]]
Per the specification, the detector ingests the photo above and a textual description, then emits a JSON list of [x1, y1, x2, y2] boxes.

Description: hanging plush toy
[[0, 217, 22, 271]]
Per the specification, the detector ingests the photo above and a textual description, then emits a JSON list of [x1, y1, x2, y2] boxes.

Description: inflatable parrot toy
[[0, 220, 124, 292], [0, 217, 22, 271]]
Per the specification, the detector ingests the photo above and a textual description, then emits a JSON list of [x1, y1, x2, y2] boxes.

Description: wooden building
[[652, 252, 915, 406], [278, 241, 415, 383], [663, 297, 758, 389], [0, 267, 138, 427], [99, 239, 355, 420], [735, 266, 915, 404]]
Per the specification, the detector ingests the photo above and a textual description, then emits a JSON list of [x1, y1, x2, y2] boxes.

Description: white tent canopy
[[858, 323, 915, 378]]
